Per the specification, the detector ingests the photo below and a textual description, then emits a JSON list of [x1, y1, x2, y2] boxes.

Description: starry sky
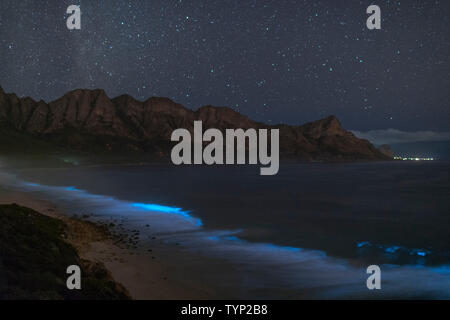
[[0, 0, 449, 132]]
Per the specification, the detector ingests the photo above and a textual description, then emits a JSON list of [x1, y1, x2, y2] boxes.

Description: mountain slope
[[0, 86, 389, 161]]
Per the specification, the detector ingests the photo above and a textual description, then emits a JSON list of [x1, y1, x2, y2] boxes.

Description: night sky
[[0, 0, 449, 132]]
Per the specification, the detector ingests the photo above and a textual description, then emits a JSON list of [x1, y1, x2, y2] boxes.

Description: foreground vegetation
[[0, 204, 129, 300]]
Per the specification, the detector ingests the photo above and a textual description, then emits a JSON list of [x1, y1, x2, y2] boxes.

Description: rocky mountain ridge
[[0, 86, 390, 161]]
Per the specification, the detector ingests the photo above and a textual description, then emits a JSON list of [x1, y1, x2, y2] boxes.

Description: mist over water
[[1, 161, 449, 298]]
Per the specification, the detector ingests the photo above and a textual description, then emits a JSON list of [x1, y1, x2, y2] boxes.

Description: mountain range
[[0, 86, 390, 161]]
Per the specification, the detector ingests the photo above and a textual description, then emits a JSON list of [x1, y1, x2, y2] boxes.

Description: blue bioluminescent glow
[[431, 265, 450, 274], [210, 234, 303, 253], [224, 236, 241, 242], [132, 202, 203, 226], [385, 246, 401, 253], [416, 252, 427, 257], [65, 186, 80, 191], [412, 250, 428, 257], [357, 241, 371, 248], [133, 203, 187, 214], [24, 182, 40, 187], [357, 241, 432, 259], [409, 249, 431, 257], [266, 243, 302, 252]]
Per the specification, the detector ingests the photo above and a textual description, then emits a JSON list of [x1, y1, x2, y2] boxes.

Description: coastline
[[0, 187, 214, 299], [1, 162, 449, 300]]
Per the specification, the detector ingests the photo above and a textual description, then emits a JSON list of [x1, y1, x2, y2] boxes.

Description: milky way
[[0, 0, 449, 131]]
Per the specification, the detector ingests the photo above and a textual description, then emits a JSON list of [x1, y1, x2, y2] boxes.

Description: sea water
[[2, 161, 449, 298]]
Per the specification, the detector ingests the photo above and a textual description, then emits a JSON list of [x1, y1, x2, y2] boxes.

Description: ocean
[[2, 161, 449, 298]]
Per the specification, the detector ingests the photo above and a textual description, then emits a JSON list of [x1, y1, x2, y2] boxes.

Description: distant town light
[[394, 156, 435, 161]]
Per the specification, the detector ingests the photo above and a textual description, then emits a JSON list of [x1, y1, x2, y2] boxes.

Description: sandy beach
[[0, 187, 216, 299]]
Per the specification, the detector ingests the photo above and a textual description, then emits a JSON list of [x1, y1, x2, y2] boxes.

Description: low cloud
[[351, 129, 450, 145]]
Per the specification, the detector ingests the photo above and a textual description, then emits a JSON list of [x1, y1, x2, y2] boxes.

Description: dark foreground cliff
[[0, 204, 130, 300], [0, 86, 390, 161]]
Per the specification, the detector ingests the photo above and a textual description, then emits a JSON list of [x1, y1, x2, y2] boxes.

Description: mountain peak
[[301, 115, 346, 139], [63, 88, 108, 98], [113, 93, 138, 103], [323, 115, 340, 123]]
